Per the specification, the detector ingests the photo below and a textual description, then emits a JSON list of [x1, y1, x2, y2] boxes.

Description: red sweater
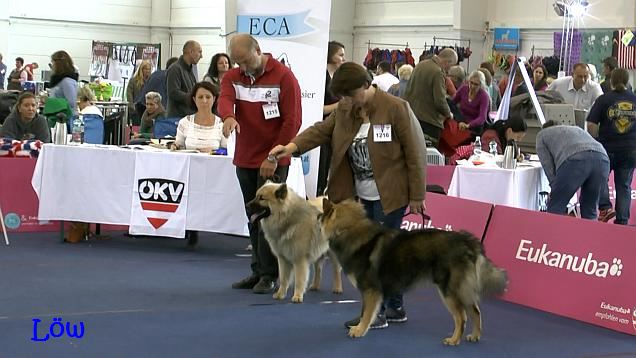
[[218, 54, 302, 168]]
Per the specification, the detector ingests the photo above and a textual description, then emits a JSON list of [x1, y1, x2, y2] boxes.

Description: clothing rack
[[366, 41, 409, 50], [432, 36, 471, 68], [530, 45, 553, 58]]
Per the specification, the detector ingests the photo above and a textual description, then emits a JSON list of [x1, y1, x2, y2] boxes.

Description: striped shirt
[[175, 115, 226, 150]]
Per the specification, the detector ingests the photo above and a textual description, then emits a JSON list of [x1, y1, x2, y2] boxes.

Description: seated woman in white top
[[173, 81, 227, 152]]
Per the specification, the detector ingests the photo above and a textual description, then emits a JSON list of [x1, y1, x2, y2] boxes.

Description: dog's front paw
[[332, 285, 343, 294], [442, 336, 461, 346], [348, 325, 368, 338], [291, 294, 304, 303], [466, 334, 480, 343], [272, 290, 286, 300]]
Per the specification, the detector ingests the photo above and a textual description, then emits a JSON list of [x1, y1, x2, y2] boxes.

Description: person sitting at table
[[134, 92, 166, 139], [480, 116, 527, 154], [77, 86, 103, 118], [452, 70, 490, 136], [535, 120, 609, 220], [171, 81, 226, 152], [0, 92, 50, 142]]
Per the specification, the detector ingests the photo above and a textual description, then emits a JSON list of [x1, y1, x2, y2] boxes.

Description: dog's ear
[[275, 183, 287, 200], [322, 198, 333, 217]]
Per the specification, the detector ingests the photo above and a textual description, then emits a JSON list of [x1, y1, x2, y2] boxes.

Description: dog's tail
[[476, 255, 508, 297]]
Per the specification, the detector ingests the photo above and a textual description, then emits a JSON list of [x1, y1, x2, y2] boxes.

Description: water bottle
[[473, 137, 482, 156], [489, 140, 498, 156], [71, 114, 84, 144]]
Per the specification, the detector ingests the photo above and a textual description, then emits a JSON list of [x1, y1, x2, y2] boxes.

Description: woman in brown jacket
[[269, 61, 426, 330]]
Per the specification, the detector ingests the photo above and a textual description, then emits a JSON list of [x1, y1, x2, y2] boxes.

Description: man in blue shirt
[[587, 68, 636, 225]]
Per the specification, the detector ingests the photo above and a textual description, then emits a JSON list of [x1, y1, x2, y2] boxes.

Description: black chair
[[103, 111, 126, 145]]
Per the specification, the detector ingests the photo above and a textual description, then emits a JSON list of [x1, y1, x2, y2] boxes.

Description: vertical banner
[[236, 0, 332, 198], [129, 152, 190, 238], [88, 42, 161, 83]]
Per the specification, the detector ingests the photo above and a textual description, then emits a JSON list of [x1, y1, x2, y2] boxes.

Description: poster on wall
[[236, 0, 331, 199], [494, 28, 520, 50], [88, 41, 161, 84]]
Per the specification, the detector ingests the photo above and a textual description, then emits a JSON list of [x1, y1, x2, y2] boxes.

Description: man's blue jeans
[[360, 199, 407, 311], [604, 150, 636, 225], [548, 151, 610, 220]]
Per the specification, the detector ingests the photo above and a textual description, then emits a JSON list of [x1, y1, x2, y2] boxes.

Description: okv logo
[[4, 213, 21, 230], [137, 178, 185, 229], [31, 317, 85, 342]]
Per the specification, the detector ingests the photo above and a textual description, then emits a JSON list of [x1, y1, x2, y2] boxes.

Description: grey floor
[[1, 231, 635, 358]]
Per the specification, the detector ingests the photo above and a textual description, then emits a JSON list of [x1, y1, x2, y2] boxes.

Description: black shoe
[[231, 275, 259, 289], [186, 232, 199, 249], [385, 307, 408, 323], [344, 314, 388, 329], [252, 277, 276, 294]]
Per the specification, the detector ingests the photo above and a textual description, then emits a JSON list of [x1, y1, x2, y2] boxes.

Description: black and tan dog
[[320, 198, 508, 345]]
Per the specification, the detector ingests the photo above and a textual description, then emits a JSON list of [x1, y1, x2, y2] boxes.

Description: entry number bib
[[373, 124, 392, 142], [263, 103, 280, 120]]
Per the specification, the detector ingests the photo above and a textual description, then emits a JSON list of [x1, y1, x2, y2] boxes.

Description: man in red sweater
[[218, 34, 302, 294]]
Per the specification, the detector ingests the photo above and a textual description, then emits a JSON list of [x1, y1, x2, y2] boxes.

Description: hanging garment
[[554, 30, 583, 72], [581, 31, 614, 78]]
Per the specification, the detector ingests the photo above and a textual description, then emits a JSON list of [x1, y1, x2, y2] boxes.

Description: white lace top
[[175, 114, 227, 150]]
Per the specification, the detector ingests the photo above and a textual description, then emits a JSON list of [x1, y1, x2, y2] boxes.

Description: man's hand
[[222, 117, 240, 138], [409, 200, 425, 214], [458, 122, 470, 131], [260, 159, 277, 179]]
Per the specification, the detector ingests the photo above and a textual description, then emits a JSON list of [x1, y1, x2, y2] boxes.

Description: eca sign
[[237, 10, 315, 38]]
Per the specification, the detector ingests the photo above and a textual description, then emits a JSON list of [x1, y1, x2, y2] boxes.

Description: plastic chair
[[153, 117, 180, 138], [82, 114, 105, 144]]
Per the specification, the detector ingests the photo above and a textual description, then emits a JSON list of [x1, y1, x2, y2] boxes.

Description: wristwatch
[[267, 154, 278, 163]]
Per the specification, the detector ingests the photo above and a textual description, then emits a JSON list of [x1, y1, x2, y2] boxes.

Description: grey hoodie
[[0, 110, 51, 142]]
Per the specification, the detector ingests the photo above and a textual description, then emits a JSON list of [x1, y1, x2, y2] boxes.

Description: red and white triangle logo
[[137, 178, 185, 229]]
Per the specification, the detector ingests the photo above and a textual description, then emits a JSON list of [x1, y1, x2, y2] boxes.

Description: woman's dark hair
[[329, 62, 372, 97], [480, 62, 495, 76], [492, 116, 527, 147], [610, 68, 629, 92], [14, 92, 36, 114], [205, 53, 231, 80], [327, 41, 345, 64], [50, 50, 75, 76], [189, 81, 220, 113], [532, 64, 548, 91]]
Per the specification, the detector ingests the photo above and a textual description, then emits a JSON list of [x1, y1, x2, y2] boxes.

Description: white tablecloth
[[447, 163, 548, 210], [31, 144, 306, 236]]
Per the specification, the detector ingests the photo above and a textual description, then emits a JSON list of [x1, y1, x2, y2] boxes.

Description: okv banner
[[236, 0, 332, 198]]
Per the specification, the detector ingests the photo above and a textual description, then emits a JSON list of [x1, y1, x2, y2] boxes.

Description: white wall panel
[[169, 1, 225, 28], [355, 0, 453, 27], [330, 0, 355, 60], [9, 0, 152, 26]]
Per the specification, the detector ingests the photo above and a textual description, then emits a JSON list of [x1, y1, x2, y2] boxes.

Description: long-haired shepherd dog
[[320, 198, 507, 344], [246, 182, 342, 303]]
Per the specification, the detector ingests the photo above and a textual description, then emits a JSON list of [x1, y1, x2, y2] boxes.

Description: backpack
[[43, 97, 73, 129], [0, 91, 19, 125]]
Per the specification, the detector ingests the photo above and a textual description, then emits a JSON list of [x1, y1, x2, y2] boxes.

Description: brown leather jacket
[[293, 90, 426, 214]]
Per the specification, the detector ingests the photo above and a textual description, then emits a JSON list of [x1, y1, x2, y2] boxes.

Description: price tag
[[373, 124, 392, 142], [262, 103, 280, 120]]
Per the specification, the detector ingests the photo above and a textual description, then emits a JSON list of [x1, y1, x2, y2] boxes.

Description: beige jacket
[[292, 89, 426, 214]]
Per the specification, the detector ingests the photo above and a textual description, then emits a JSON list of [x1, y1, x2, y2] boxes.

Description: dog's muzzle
[[246, 200, 271, 224]]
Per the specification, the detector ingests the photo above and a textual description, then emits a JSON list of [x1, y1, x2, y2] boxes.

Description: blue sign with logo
[[5, 213, 21, 230], [237, 10, 314, 38], [494, 28, 520, 50]]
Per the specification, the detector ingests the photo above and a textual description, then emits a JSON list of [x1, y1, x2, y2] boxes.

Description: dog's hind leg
[[273, 258, 292, 301], [291, 258, 310, 303], [348, 290, 382, 338], [309, 256, 324, 291], [465, 303, 482, 342], [438, 289, 467, 346]]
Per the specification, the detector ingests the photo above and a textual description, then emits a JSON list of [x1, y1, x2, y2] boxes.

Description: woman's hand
[[269, 143, 298, 159], [409, 200, 425, 214], [458, 122, 470, 131]]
